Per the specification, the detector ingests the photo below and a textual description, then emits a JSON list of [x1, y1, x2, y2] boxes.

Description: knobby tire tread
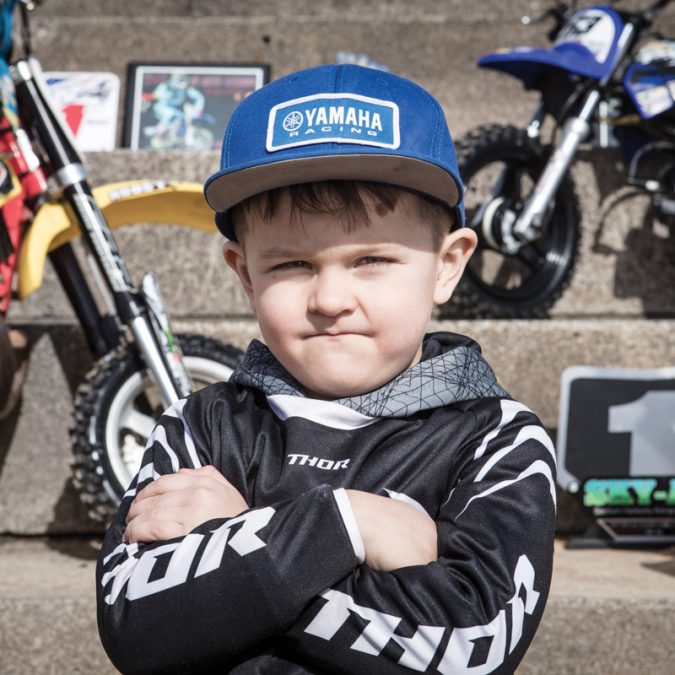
[[70, 333, 242, 523]]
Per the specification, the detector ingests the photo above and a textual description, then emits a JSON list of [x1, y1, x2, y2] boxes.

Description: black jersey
[[97, 332, 556, 674]]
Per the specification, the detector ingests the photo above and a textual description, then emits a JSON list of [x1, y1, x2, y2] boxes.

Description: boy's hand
[[124, 466, 248, 544], [345, 490, 438, 571]]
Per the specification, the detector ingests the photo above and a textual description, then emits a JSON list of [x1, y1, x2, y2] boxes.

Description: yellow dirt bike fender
[[18, 180, 216, 299]]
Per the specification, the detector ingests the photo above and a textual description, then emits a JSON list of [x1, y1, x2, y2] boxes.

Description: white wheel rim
[[104, 355, 235, 492]]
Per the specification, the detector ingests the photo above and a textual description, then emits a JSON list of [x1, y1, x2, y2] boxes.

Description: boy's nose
[[308, 269, 356, 317]]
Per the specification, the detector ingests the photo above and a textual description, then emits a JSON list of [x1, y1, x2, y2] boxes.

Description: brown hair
[[230, 181, 456, 249]]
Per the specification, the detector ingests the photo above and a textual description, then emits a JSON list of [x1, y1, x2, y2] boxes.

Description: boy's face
[[224, 192, 476, 399]]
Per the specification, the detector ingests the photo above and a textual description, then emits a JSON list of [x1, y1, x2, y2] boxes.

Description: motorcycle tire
[[71, 333, 243, 523], [445, 124, 581, 318]]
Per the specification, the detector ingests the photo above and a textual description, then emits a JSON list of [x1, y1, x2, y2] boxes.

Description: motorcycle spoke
[[500, 166, 524, 202], [467, 165, 525, 234], [516, 244, 544, 272], [474, 251, 523, 289], [120, 406, 156, 440], [492, 258, 522, 288], [120, 434, 146, 472]]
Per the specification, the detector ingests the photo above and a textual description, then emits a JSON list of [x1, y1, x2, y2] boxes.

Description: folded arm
[[97, 401, 360, 675], [282, 401, 557, 674]]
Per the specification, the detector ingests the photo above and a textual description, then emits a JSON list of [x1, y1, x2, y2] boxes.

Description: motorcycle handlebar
[[643, 0, 673, 24], [523, 0, 673, 40], [521, 2, 570, 28]]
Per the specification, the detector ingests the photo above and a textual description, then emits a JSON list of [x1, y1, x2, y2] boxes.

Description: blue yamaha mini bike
[[451, 0, 675, 317]]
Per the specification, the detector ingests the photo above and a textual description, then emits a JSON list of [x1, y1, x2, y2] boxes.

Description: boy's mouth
[[306, 330, 365, 338]]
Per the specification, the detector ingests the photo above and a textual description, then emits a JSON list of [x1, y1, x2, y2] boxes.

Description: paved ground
[[1, 536, 674, 674]]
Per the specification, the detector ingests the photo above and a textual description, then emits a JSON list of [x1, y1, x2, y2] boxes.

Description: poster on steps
[[44, 72, 120, 152]]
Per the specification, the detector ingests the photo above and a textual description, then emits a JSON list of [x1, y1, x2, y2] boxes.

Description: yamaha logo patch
[[266, 93, 400, 151]]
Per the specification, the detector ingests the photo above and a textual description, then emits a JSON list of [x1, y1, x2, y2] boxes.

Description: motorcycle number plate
[[555, 8, 617, 64]]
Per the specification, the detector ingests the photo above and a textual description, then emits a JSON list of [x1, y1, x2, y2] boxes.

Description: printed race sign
[[45, 72, 120, 151], [557, 365, 675, 544]]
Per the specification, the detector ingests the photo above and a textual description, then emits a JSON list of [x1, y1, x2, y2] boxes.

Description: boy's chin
[[289, 347, 424, 400], [298, 372, 389, 400]]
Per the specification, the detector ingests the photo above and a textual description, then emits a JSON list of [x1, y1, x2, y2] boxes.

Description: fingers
[[133, 466, 234, 503], [131, 472, 195, 503], [124, 465, 249, 544], [127, 488, 186, 523], [124, 516, 186, 544], [125, 490, 192, 542]]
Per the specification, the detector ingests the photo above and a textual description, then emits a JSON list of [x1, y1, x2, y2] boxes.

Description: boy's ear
[[223, 242, 256, 312], [433, 228, 478, 305]]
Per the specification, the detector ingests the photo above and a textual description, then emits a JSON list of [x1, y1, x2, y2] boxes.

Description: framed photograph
[[123, 63, 270, 150]]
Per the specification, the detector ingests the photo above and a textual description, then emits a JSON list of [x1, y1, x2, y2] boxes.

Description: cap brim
[[205, 154, 460, 216]]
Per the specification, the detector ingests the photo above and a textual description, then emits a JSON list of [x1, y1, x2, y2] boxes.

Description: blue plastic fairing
[[479, 6, 624, 88], [624, 62, 675, 119], [479, 43, 610, 88]]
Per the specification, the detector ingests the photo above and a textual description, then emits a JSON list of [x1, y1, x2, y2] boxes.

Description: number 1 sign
[[557, 365, 675, 545]]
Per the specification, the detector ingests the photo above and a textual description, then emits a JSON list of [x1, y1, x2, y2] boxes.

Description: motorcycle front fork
[[514, 89, 602, 243], [74, 184, 195, 406], [14, 57, 194, 408]]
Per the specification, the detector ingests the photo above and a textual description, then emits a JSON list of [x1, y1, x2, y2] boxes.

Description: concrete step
[[0, 317, 673, 536], [1, 536, 673, 674], [519, 539, 675, 674], [0, 537, 115, 675]]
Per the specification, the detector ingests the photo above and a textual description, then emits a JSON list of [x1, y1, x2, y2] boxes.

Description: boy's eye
[[356, 256, 393, 267], [270, 260, 312, 271]]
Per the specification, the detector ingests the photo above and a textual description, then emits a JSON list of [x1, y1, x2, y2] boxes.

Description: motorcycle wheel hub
[[481, 197, 522, 254]]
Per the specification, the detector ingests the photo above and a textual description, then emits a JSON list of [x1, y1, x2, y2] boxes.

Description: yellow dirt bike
[[0, 0, 242, 521]]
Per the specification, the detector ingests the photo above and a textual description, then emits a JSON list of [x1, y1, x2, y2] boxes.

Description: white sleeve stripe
[[333, 488, 366, 564], [475, 426, 556, 482], [183, 429, 201, 468], [124, 463, 161, 498], [173, 398, 188, 414], [124, 401, 200, 499], [102, 542, 139, 566], [474, 400, 533, 460], [102, 554, 141, 605], [456, 460, 557, 519], [163, 399, 201, 468], [147, 425, 180, 471]]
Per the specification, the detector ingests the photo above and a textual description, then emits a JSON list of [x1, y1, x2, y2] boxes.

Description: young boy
[[97, 65, 556, 674]]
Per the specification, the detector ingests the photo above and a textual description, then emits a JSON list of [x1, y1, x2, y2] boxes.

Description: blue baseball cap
[[204, 64, 465, 239]]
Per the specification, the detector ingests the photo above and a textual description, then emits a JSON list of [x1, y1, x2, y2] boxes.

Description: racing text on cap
[[266, 93, 400, 152]]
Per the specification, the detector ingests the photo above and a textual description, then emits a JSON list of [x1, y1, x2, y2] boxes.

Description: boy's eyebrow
[[257, 242, 403, 260], [257, 246, 305, 259]]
